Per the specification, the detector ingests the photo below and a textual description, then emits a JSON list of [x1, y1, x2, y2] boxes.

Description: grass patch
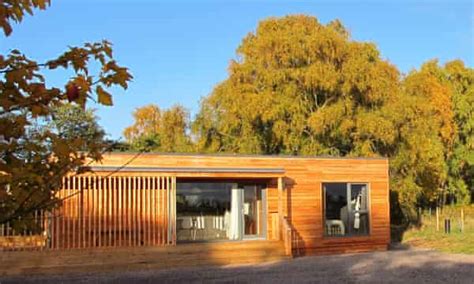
[[402, 206, 474, 254]]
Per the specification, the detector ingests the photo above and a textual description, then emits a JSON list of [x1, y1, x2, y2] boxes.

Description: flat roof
[[89, 166, 285, 174], [101, 151, 388, 160]]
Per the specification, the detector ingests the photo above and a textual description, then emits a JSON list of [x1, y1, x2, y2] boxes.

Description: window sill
[[322, 235, 372, 242]]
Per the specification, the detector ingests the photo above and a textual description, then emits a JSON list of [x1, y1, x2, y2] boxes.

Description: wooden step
[[1, 240, 289, 276]]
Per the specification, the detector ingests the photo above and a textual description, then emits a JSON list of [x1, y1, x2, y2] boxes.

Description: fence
[[1, 175, 176, 251], [0, 211, 48, 251], [418, 206, 474, 233]]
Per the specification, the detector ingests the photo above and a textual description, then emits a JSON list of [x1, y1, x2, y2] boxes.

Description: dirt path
[[2, 248, 474, 283]]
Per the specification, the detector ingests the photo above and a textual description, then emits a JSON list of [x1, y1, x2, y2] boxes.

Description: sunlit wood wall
[[92, 153, 390, 255]]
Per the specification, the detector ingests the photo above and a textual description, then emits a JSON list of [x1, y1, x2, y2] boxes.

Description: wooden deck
[[0, 240, 288, 276]]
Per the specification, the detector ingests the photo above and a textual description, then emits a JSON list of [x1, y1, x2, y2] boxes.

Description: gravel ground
[[2, 248, 474, 284]]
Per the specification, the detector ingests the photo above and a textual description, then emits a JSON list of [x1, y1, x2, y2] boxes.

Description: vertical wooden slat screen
[[48, 175, 174, 250], [1, 175, 175, 251]]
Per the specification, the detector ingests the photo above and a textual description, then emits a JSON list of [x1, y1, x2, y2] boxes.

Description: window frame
[[322, 182, 371, 238]]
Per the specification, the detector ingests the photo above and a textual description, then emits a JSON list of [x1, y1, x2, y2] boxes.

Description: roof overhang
[[87, 166, 285, 178]]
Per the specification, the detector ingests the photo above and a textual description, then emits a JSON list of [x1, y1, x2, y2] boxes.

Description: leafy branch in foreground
[[0, 1, 133, 227]]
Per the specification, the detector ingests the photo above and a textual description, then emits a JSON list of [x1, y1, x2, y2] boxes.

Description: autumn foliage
[[1, 2, 472, 225], [124, 104, 191, 152], [125, 16, 473, 219]]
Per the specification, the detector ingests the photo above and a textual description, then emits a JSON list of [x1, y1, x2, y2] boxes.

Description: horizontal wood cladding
[[89, 153, 390, 254]]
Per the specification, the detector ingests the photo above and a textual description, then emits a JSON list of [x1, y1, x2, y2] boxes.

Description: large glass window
[[176, 182, 266, 242], [323, 183, 369, 237]]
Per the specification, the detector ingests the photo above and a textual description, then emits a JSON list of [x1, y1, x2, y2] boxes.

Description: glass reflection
[[176, 182, 266, 242]]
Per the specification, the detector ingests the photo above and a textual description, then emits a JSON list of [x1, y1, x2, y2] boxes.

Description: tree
[[47, 104, 107, 154], [0, 1, 132, 227], [193, 15, 399, 155], [124, 104, 192, 152], [192, 15, 473, 219], [420, 60, 474, 204], [444, 60, 474, 204], [387, 62, 455, 215], [390, 60, 474, 208]]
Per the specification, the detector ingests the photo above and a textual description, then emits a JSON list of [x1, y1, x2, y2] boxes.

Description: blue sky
[[2, 0, 473, 139]]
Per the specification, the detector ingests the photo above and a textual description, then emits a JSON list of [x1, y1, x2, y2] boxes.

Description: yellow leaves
[[404, 70, 456, 146], [124, 104, 162, 141], [96, 86, 113, 106], [303, 63, 339, 93], [124, 104, 192, 153], [308, 99, 349, 135], [353, 140, 376, 157], [326, 19, 350, 39], [191, 14, 472, 209], [195, 15, 403, 155], [101, 60, 133, 89]]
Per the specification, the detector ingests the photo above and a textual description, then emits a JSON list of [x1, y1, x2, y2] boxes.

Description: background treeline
[[121, 15, 473, 221]]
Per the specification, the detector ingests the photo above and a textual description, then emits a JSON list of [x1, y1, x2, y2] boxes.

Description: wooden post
[[436, 207, 440, 232], [461, 208, 464, 233], [98, 176, 103, 248], [277, 177, 284, 240], [271, 213, 279, 240], [87, 176, 91, 248], [147, 177, 151, 246], [168, 177, 172, 245], [80, 177, 85, 249], [71, 179, 75, 249], [418, 207, 422, 225], [43, 210, 49, 250], [137, 177, 141, 246], [172, 176, 177, 245], [157, 176, 161, 245], [151, 177, 155, 246], [94, 176, 97, 247], [161, 176, 165, 245], [60, 186, 65, 249], [117, 176, 121, 247], [134, 177, 139, 246]]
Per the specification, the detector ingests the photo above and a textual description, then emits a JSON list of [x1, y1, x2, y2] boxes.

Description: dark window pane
[[324, 183, 370, 237], [324, 183, 347, 236]]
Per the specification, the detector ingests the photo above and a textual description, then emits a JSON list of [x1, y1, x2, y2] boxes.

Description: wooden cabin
[[2, 153, 390, 263]]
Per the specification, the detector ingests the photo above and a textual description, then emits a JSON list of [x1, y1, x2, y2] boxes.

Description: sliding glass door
[[243, 185, 265, 239], [176, 181, 266, 242]]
